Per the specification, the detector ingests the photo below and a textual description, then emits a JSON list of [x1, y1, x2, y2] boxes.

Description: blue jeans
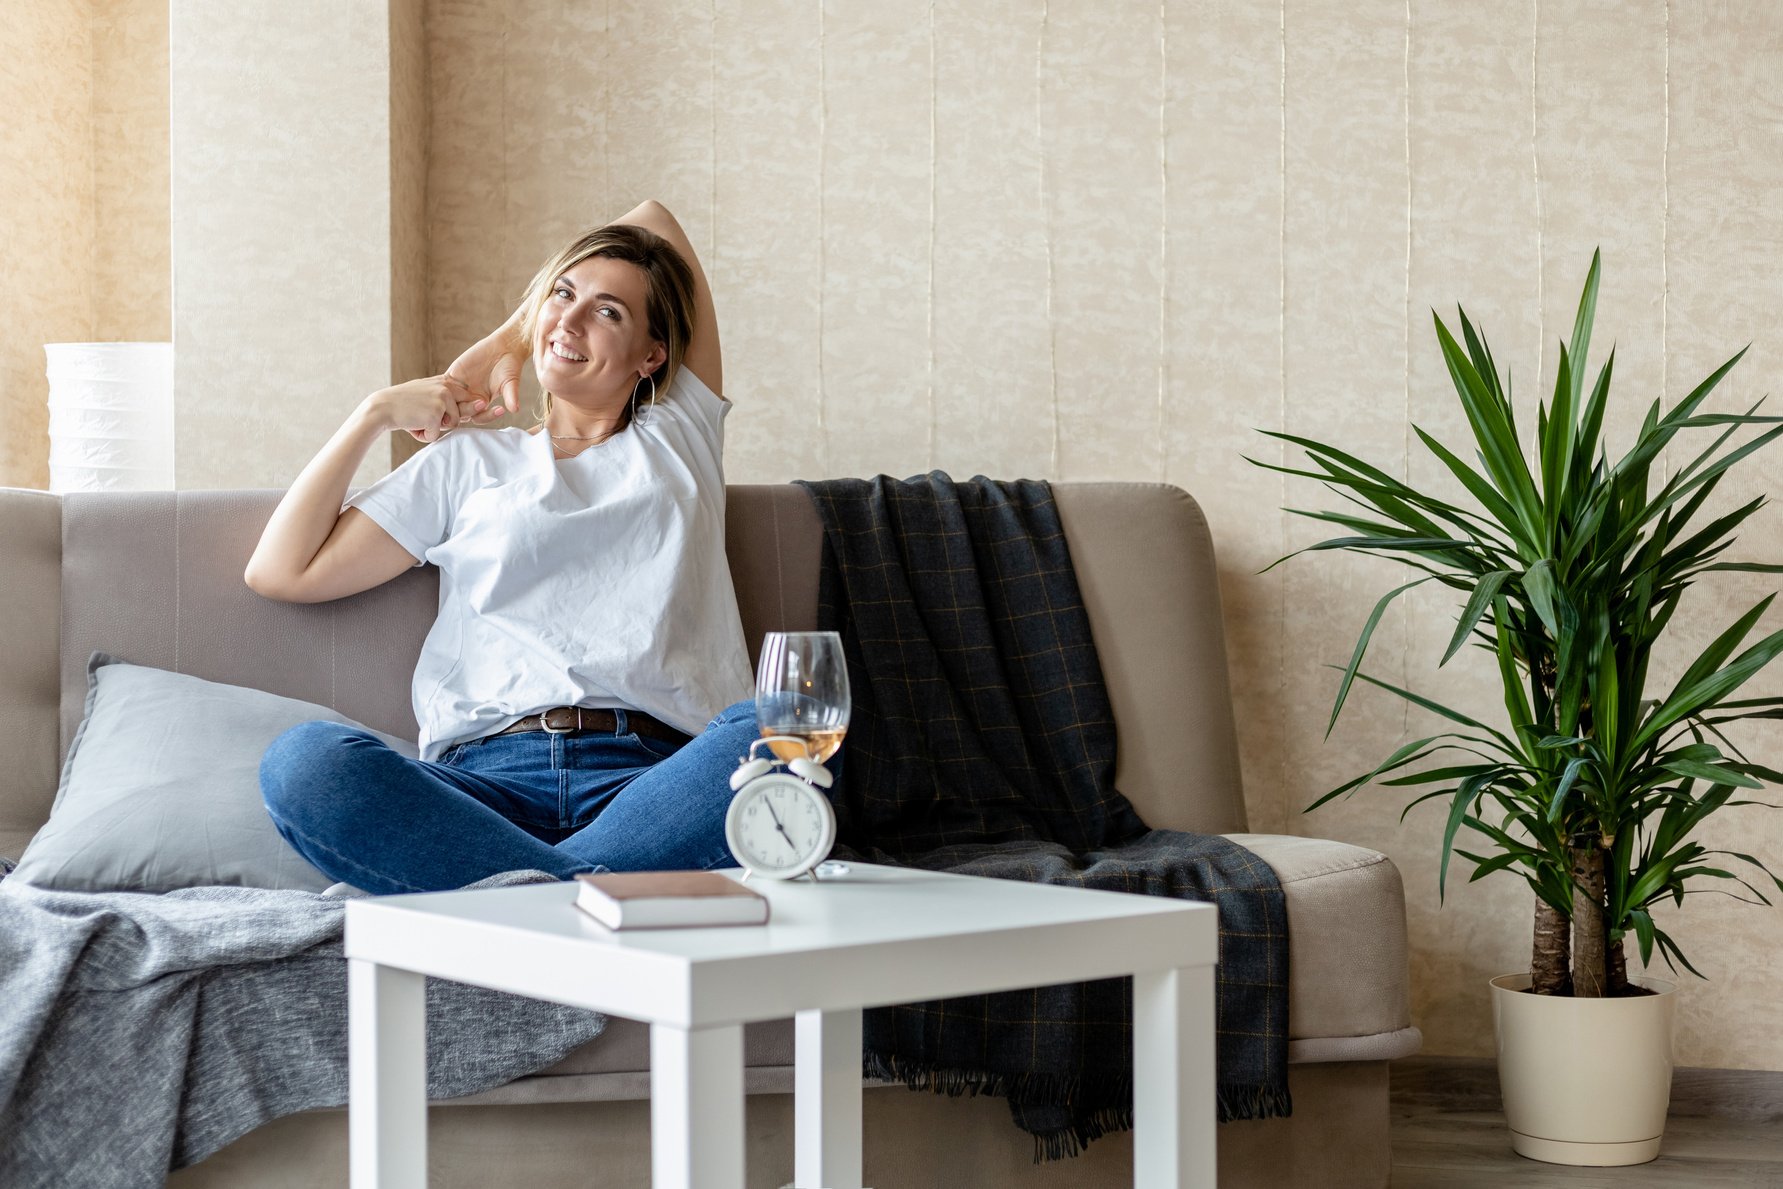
[[260, 701, 760, 895]]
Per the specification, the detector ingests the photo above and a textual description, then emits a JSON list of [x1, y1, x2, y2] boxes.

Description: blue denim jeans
[[260, 701, 761, 895]]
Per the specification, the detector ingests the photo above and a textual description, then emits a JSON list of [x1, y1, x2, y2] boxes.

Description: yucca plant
[[1253, 252, 1783, 997]]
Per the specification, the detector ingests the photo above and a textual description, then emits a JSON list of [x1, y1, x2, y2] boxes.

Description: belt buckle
[[540, 707, 581, 735]]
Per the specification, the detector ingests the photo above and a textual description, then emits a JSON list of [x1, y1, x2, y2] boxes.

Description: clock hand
[[763, 796, 800, 855]]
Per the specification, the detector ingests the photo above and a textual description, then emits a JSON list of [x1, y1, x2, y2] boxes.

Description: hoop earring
[[630, 372, 657, 425]]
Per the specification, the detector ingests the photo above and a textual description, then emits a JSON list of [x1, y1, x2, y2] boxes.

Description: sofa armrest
[[1225, 833, 1420, 1062]]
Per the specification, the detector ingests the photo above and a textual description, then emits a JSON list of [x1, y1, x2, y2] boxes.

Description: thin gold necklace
[[550, 437, 605, 457], [544, 425, 617, 454]]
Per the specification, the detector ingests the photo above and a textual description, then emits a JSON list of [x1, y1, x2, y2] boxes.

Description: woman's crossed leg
[[258, 701, 766, 895]]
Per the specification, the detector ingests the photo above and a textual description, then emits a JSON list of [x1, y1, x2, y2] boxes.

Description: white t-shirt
[[346, 366, 755, 761]]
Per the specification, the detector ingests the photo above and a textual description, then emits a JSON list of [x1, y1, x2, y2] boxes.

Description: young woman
[[247, 201, 758, 895]]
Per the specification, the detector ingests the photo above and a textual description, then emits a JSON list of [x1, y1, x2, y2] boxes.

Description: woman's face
[[532, 255, 664, 404]]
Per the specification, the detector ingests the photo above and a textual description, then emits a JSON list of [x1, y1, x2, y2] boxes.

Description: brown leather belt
[[493, 706, 690, 745]]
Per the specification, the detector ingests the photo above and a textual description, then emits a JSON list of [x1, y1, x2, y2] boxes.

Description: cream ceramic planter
[[1490, 972, 1677, 1165]]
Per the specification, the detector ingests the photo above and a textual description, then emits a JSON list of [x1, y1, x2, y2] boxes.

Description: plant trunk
[[1607, 933, 1629, 995], [1531, 894, 1572, 996], [1570, 841, 1608, 997]]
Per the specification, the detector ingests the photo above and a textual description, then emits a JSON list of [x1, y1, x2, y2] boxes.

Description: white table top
[[345, 863, 1217, 1029]]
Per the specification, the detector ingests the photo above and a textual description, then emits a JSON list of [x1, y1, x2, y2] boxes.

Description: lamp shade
[[45, 342, 174, 492]]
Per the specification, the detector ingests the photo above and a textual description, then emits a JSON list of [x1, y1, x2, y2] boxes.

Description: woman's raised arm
[[614, 200, 723, 398]]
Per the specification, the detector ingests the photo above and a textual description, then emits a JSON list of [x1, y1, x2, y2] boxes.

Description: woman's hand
[[445, 310, 528, 416], [363, 375, 504, 443]]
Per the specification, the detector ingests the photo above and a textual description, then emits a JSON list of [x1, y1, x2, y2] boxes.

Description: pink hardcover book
[[573, 871, 769, 930]]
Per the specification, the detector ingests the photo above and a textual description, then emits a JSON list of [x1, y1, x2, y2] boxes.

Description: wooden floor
[[1391, 1057, 1783, 1187]]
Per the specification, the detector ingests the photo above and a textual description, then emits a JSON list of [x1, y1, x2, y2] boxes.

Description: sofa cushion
[[11, 656, 413, 894], [1227, 833, 1420, 1060]]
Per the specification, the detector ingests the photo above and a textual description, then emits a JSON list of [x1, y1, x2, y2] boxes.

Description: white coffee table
[[343, 861, 1219, 1189]]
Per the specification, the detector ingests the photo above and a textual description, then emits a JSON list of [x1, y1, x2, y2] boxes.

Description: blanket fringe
[[1028, 1104, 1133, 1162], [863, 1050, 1293, 1163], [1219, 1081, 1295, 1123]]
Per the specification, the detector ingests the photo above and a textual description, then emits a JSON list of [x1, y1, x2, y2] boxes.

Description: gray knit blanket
[[0, 862, 605, 1189]]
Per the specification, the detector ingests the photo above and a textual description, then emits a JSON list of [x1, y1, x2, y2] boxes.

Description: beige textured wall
[[170, 0, 413, 489], [1, 0, 95, 489], [0, 0, 171, 490], [425, 0, 1783, 1067], [92, 0, 171, 344]]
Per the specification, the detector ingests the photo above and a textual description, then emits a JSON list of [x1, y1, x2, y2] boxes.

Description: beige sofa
[[0, 482, 1419, 1188]]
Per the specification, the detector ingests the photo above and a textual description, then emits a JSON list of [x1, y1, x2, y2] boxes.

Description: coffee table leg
[[1132, 965, 1217, 1188], [348, 959, 427, 1189], [650, 1022, 745, 1189], [795, 1007, 864, 1189]]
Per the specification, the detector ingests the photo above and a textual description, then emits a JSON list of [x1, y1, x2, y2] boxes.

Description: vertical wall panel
[[92, 0, 172, 345], [819, 0, 934, 480], [1536, 0, 1668, 485], [607, 0, 716, 256], [711, 0, 824, 482], [0, 0, 94, 490], [502, 2, 613, 306], [930, 0, 1054, 482], [1165, 0, 1292, 834], [426, 0, 514, 394], [1042, 0, 1163, 481], [171, 0, 395, 488]]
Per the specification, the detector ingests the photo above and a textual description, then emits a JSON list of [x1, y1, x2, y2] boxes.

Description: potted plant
[[1254, 252, 1783, 1165]]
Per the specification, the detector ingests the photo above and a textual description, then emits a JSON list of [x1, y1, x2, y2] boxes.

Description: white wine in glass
[[755, 631, 850, 764]]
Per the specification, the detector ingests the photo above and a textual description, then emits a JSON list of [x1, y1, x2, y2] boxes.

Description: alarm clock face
[[724, 771, 837, 880]]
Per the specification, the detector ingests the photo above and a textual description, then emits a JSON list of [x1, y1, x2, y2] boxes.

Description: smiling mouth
[[549, 341, 588, 363]]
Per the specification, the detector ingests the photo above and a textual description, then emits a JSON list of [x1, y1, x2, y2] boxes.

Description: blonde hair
[[517, 223, 696, 430]]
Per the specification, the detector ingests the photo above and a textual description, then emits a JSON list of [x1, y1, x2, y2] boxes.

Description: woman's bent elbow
[[244, 560, 306, 603], [243, 560, 272, 597]]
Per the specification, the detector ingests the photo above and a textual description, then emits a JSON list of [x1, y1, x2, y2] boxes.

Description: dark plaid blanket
[[794, 473, 1291, 1161]]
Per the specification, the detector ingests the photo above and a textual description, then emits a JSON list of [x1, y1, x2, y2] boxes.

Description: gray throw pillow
[[10, 654, 418, 894]]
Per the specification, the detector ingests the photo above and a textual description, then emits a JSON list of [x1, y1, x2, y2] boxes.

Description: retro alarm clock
[[724, 736, 837, 882]]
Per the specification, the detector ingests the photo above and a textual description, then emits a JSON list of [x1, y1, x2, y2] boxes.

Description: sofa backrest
[[0, 483, 1248, 859]]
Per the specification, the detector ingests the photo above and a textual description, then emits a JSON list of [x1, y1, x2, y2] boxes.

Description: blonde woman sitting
[[247, 201, 763, 895]]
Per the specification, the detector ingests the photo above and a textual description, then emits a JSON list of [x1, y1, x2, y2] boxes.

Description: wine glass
[[755, 631, 850, 765]]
